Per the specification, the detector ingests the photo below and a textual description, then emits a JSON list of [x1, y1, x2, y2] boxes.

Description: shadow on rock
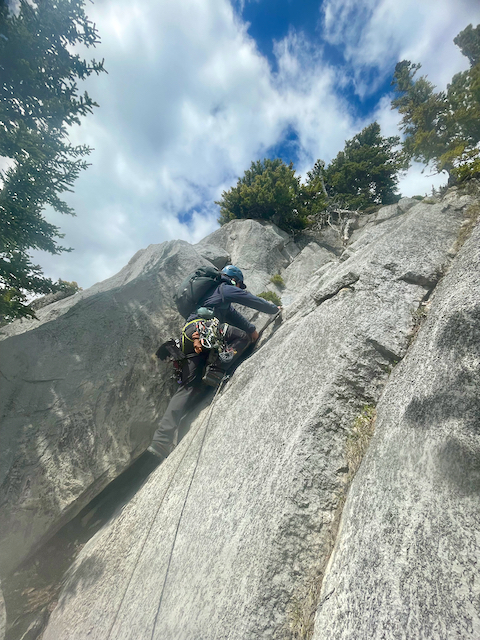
[[2, 452, 161, 640], [436, 307, 480, 356], [57, 553, 107, 612], [403, 302, 480, 496], [436, 436, 480, 496]]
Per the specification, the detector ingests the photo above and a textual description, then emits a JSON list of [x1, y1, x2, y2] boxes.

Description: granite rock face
[[0, 240, 196, 576], [0, 223, 311, 577], [196, 218, 300, 294], [40, 196, 472, 640], [312, 219, 480, 640], [0, 583, 5, 640]]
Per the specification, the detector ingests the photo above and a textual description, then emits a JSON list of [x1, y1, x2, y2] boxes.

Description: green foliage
[[301, 159, 330, 217], [324, 122, 403, 209], [57, 279, 82, 295], [269, 273, 285, 289], [346, 404, 376, 481], [217, 123, 403, 232], [454, 23, 480, 67], [257, 290, 281, 306], [0, 0, 105, 322], [392, 24, 480, 182], [216, 158, 307, 232]]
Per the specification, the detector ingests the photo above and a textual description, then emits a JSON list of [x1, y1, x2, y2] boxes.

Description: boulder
[[41, 197, 468, 640], [280, 242, 337, 306], [312, 220, 480, 640], [192, 243, 230, 270], [196, 219, 300, 294]]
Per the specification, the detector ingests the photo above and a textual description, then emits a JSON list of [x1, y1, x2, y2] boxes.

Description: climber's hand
[[192, 331, 203, 354], [249, 330, 259, 343]]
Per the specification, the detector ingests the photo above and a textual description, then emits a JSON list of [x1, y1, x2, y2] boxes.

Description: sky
[[30, 0, 480, 290]]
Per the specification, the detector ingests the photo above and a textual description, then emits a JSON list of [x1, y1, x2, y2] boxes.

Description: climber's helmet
[[222, 265, 247, 289]]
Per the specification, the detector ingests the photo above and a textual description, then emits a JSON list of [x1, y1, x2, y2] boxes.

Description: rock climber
[[147, 265, 280, 462]]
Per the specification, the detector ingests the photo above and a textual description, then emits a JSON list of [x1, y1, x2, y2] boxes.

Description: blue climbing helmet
[[222, 265, 246, 289]]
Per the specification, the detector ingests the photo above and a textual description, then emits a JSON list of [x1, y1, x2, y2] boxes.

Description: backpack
[[173, 265, 223, 319]]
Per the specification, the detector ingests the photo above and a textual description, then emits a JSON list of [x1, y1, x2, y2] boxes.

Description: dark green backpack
[[173, 265, 223, 319]]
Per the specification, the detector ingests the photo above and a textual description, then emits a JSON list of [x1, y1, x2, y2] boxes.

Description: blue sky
[[241, 0, 392, 111], [27, 0, 480, 289], [240, 0, 395, 166]]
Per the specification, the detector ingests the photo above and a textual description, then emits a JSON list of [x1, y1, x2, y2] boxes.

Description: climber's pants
[[150, 324, 250, 457], [222, 325, 250, 366], [150, 383, 208, 456]]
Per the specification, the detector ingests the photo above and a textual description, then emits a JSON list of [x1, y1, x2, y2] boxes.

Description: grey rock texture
[[312, 220, 480, 640], [196, 219, 300, 294], [274, 242, 337, 307], [29, 288, 78, 312], [0, 240, 197, 575], [0, 583, 5, 640], [192, 242, 231, 270], [41, 197, 469, 640], [0, 223, 309, 577]]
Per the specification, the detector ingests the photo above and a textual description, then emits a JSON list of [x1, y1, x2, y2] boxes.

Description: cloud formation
[[31, 0, 480, 289], [322, 0, 476, 95]]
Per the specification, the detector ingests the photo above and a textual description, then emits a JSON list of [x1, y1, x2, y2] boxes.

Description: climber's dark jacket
[[186, 275, 279, 334]]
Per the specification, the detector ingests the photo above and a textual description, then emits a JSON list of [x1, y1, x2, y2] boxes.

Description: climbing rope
[[104, 377, 227, 640], [105, 309, 283, 639], [149, 377, 226, 639], [148, 311, 283, 636]]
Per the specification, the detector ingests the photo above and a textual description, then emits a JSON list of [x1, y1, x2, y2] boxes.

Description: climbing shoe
[[202, 364, 226, 387], [147, 442, 169, 462]]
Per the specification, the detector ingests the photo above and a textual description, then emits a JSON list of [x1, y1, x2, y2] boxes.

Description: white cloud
[[30, 0, 480, 289], [322, 0, 480, 94], [34, 0, 358, 287], [398, 163, 448, 198]]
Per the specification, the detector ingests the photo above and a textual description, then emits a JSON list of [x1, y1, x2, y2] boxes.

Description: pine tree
[[392, 24, 480, 183], [0, 0, 104, 323], [216, 159, 305, 232], [301, 159, 330, 217], [324, 122, 402, 210]]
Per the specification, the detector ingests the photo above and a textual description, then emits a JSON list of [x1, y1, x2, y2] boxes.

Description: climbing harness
[[155, 337, 196, 384], [105, 377, 227, 640], [182, 317, 235, 363]]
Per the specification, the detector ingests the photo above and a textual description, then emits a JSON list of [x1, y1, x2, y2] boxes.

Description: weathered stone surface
[[193, 242, 230, 269], [0, 219, 314, 577], [41, 196, 467, 640], [0, 240, 205, 575], [312, 221, 480, 640], [0, 241, 193, 341], [279, 242, 337, 306], [197, 219, 300, 294], [0, 583, 5, 640], [30, 289, 78, 312]]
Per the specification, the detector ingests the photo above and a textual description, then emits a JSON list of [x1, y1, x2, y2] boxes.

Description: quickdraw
[[196, 318, 236, 363], [182, 317, 235, 363]]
